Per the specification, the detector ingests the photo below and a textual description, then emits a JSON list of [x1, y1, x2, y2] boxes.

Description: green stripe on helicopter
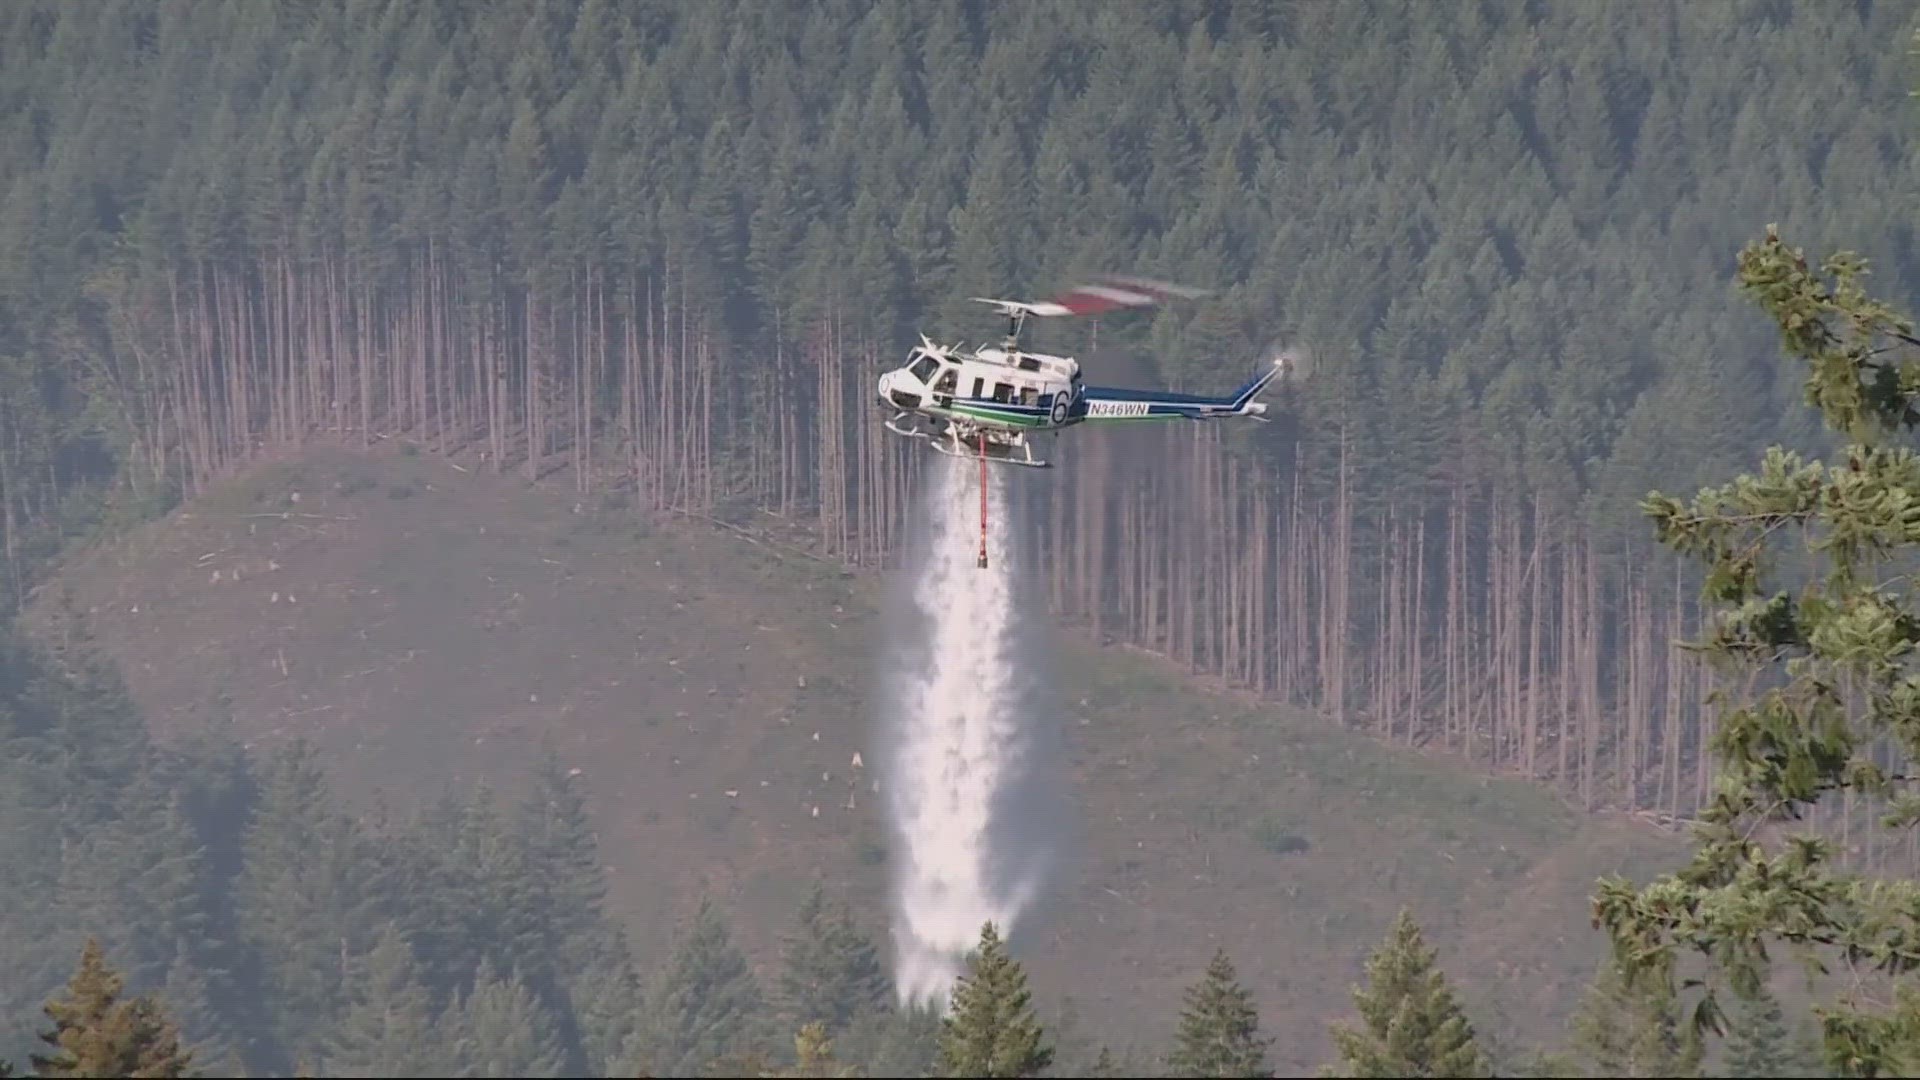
[[939, 401, 1051, 427]]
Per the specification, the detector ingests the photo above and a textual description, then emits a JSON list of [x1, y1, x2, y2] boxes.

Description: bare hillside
[[22, 443, 1685, 1070]]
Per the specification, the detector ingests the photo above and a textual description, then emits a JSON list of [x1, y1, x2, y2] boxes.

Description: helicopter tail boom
[[1079, 356, 1286, 423]]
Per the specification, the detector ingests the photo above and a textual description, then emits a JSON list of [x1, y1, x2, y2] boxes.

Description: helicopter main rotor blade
[[969, 275, 1207, 329], [1049, 275, 1208, 317]]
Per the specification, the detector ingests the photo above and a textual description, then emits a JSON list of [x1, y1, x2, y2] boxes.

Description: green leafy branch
[[1593, 227, 1920, 1077]]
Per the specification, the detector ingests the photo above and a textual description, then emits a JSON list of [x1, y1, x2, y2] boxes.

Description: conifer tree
[[56, 773, 211, 996], [778, 882, 891, 1033], [693, 1047, 778, 1078], [935, 921, 1053, 1079], [1722, 981, 1818, 1079], [1568, 956, 1701, 1078], [446, 958, 569, 1079], [323, 924, 448, 1079], [565, 940, 648, 1078], [235, 740, 386, 1062], [31, 937, 194, 1079], [643, 899, 773, 1077], [1324, 909, 1491, 1078], [1167, 947, 1274, 1078], [452, 787, 551, 1000], [518, 747, 609, 956], [158, 947, 241, 1075], [766, 1022, 861, 1078], [837, 1001, 942, 1080]]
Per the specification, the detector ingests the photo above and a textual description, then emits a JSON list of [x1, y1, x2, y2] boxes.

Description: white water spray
[[882, 456, 1056, 1009]]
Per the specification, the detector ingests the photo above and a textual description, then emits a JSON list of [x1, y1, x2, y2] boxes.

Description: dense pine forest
[[3, 0, 1919, 1075]]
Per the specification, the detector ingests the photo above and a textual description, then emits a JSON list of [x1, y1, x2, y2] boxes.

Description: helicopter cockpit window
[[933, 368, 958, 394], [909, 354, 939, 384]]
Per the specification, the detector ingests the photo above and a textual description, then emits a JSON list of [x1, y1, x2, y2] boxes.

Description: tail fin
[[1229, 357, 1286, 411]]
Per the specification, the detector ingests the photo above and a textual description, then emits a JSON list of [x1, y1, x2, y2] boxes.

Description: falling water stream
[[882, 455, 1057, 1009]]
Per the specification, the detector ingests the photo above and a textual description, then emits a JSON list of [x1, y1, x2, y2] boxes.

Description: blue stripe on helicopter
[[1077, 398, 1234, 420], [947, 395, 1224, 421], [1080, 386, 1232, 406], [946, 364, 1275, 422], [1084, 363, 1277, 411]]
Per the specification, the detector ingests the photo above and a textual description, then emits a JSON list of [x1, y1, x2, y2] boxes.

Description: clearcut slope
[[23, 444, 1685, 1070]]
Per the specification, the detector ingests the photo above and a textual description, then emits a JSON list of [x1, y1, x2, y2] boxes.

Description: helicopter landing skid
[[884, 411, 934, 440], [930, 427, 1049, 469]]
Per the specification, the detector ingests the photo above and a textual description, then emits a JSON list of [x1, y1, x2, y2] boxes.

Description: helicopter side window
[[933, 368, 958, 394], [992, 382, 1014, 404], [971, 377, 985, 398], [1018, 385, 1036, 406], [909, 354, 939, 384]]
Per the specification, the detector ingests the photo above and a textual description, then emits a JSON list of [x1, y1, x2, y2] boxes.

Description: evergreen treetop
[[764, 1021, 862, 1078], [645, 898, 773, 1078], [1568, 955, 1702, 1078], [31, 937, 195, 1080], [446, 957, 569, 1079], [1324, 908, 1491, 1078], [778, 882, 892, 1033], [1166, 946, 1274, 1078], [935, 921, 1054, 1079], [1721, 980, 1820, 1080], [322, 923, 448, 1079]]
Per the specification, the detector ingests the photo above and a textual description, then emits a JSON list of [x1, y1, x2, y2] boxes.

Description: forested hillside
[[3, 0, 1915, 839], [0, 617, 628, 1074], [2, 0, 1918, 1074], [0, 617, 951, 1076]]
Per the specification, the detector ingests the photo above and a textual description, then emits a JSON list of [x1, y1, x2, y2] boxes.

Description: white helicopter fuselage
[[878, 340, 1082, 435], [875, 296, 1282, 469]]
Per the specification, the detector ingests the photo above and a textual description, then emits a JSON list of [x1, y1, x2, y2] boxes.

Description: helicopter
[[875, 275, 1286, 471]]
